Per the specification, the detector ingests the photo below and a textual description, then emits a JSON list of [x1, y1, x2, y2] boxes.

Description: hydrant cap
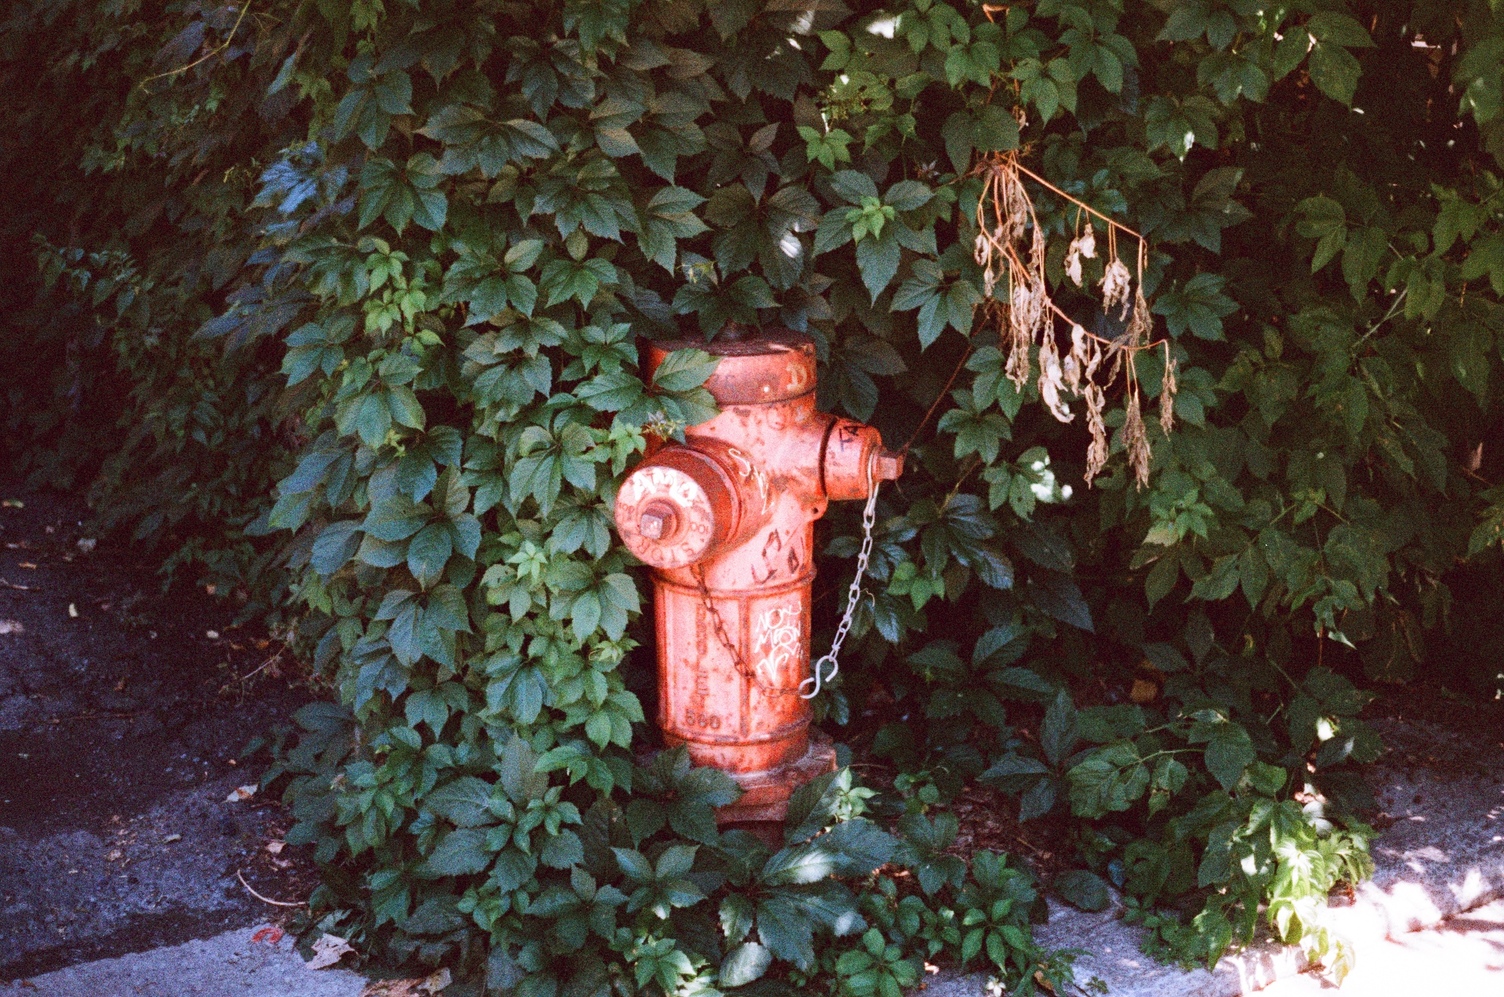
[[614, 447, 740, 569], [645, 327, 816, 406]]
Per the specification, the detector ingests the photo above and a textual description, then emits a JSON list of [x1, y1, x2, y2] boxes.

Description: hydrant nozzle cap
[[874, 448, 904, 482], [614, 448, 739, 569]]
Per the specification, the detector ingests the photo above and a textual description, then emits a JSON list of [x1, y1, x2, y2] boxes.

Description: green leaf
[[1153, 273, 1237, 340], [972, 104, 1019, 153], [1039, 689, 1077, 766], [1053, 869, 1110, 911], [884, 180, 933, 212], [941, 111, 974, 173], [424, 827, 491, 876], [1204, 727, 1256, 790], [755, 895, 817, 970], [721, 893, 756, 945], [541, 829, 584, 868], [387, 386, 426, 430], [408, 523, 453, 590], [585, 710, 613, 747], [719, 943, 772, 987], [653, 348, 720, 392], [1341, 225, 1388, 299], [1295, 196, 1347, 273], [1308, 41, 1363, 107], [855, 232, 901, 301], [311, 521, 361, 576], [1306, 12, 1376, 50], [1067, 743, 1149, 818], [426, 776, 497, 828], [1460, 232, 1504, 295], [830, 169, 879, 204]]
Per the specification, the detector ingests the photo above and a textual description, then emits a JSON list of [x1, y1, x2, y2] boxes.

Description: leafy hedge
[[5, 0, 1504, 992]]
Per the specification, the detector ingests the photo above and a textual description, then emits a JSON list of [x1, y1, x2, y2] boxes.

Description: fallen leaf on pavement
[[1, 499, 22, 509], [76, 538, 96, 552], [307, 932, 355, 970], [360, 967, 452, 997], [251, 926, 285, 945], [226, 784, 258, 802], [0, 620, 23, 635], [265, 839, 285, 854]]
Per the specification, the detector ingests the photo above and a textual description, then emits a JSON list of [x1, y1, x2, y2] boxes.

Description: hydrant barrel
[[616, 327, 902, 822]]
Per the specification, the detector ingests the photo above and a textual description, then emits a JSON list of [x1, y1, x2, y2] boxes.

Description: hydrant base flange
[[689, 731, 837, 824]]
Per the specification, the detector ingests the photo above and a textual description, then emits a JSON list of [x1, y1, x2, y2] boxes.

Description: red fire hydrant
[[614, 327, 903, 822]]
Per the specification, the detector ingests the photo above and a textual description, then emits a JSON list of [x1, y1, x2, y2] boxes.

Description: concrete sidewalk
[[929, 713, 1504, 996], [0, 927, 369, 996], [1257, 897, 1504, 995], [3, 716, 1500, 996]]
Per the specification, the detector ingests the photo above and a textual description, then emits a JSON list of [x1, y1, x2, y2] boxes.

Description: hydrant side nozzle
[[820, 419, 901, 502]]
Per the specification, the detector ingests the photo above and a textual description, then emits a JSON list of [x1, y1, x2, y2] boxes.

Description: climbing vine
[[7, 0, 1504, 991]]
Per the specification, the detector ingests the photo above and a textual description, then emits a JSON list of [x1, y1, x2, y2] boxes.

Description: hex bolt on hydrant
[[613, 326, 903, 823]]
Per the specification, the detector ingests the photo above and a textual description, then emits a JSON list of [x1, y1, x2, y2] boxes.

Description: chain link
[[800, 452, 880, 700]]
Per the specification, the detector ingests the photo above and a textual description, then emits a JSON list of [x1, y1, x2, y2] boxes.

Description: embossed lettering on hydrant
[[685, 603, 720, 730]]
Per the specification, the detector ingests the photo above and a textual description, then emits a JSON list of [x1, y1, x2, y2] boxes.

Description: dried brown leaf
[[1124, 392, 1151, 489]]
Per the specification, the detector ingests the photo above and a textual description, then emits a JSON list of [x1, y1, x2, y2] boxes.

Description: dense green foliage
[[7, 0, 1504, 991]]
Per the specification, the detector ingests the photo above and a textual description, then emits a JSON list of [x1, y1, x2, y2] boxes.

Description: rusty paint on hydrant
[[614, 326, 903, 823]]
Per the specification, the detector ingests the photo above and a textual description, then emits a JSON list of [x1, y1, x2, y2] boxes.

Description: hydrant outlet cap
[[614, 448, 738, 569]]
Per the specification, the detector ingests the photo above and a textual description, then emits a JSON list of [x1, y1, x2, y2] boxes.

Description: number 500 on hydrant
[[613, 327, 902, 823]]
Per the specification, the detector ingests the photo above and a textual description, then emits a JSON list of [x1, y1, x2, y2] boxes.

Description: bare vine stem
[[139, 2, 253, 92], [1010, 161, 1145, 241], [900, 344, 974, 454]]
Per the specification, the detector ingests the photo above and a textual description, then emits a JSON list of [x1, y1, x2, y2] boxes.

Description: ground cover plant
[[5, 0, 1504, 992]]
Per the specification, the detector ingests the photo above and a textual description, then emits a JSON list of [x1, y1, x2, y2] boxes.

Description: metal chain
[[689, 452, 882, 701], [800, 452, 880, 700], [690, 562, 791, 696]]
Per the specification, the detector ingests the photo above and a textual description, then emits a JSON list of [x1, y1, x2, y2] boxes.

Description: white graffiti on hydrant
[[754, 606, 801, 686]]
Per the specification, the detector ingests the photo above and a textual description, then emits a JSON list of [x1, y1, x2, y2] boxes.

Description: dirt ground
[[0, 484, 318, 980]]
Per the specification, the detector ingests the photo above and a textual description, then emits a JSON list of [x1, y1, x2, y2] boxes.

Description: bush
[[6, 0, 1504, 990]]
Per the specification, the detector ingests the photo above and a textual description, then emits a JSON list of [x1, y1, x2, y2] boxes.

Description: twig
[[0, 578, 36, 591], [237, 869, 304, 907], [1041, 295, 1165, 352], [139, 3, 253, 91], [1355, 287, 1407, 348], [1012, 161, 1145, 241], [900, 345, 974, 454], [49, 711, 140, 723], [238, 648, 285, 683]]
